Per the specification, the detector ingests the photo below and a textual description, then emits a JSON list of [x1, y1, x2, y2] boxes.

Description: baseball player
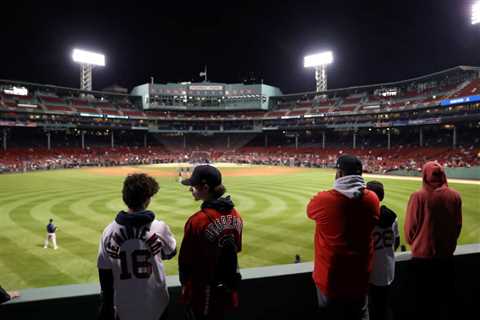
[[366, 181, 400, 320], [44, 218, 58, 250], [97, 173, 176, 320], [179, 165, 243, 320]]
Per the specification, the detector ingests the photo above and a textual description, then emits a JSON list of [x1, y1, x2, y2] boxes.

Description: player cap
[[181, 165, 222, 188], [335, 154, 363, 175]]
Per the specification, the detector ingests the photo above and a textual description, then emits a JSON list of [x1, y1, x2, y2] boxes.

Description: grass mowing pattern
[[0, 167, 478, 290]]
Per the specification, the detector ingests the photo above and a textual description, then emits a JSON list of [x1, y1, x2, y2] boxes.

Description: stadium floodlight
[[72, 49, 105, 66], [472, 1, 480, 25], [304, 51, 333, 93], [72, 48, 106, 91], [304, 51, 333, 68]]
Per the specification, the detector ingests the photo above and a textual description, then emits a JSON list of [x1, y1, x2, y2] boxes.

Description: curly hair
[[122, 173, 159, 210]]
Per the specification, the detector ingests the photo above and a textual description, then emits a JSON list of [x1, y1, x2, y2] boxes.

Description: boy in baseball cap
[[179, 165, 243, 319], [181, 165, 223, 199]]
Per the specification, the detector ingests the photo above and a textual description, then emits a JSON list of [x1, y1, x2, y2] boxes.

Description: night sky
[[0, 0, 479, 94]]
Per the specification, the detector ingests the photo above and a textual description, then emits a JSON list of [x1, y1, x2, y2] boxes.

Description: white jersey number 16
[[119, 249, 153, 280]]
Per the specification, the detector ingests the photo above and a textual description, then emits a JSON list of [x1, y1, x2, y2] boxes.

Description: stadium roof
[[279, 65, 480, 98], [0, 78, 132, 98], [2, 65, 480, 99]]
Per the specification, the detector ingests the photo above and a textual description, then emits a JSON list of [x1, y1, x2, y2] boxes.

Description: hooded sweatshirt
[[179, 196, 243, 287], [404, 161, 462, 258], [307, 175, 380, 299]]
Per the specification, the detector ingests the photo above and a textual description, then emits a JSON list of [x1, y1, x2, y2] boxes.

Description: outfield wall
[[1, 244, 479, 320], [389, 166, 480, 180]]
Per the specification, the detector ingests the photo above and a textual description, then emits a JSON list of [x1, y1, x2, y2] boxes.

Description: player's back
[[98, 211, 176, 320], [46, 223, 56, 233]]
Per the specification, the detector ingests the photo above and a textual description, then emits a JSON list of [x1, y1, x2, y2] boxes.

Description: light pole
[[304, 51, 333, 93], [72, 48, 106, 91], [472, 1, 480, 25]]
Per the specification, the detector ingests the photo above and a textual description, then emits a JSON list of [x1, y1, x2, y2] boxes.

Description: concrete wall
[[1, 244, 479, 319]]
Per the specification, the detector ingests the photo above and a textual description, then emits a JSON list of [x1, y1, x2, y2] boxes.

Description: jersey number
[[373, 230, 394, 250], [119, 250, 152, 280]]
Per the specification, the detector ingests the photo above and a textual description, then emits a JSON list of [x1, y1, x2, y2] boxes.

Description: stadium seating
[[122, 110, 145, 117], [450, 78, 480, 98], [1, 75, 479, 121], [75, 106, 99, 113], [43, 105, 74, 112], [39, 95, 66, 104], [100, 108, 121, 116], [1, 144, 478, 174], [71, 98, 93, 107]]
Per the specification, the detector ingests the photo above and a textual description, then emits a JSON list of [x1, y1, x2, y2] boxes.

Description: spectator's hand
[[8, 291, 20, 300]]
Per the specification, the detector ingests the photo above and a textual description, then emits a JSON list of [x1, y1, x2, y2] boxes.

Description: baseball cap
[[181, 165, 222, 188], [335, 155, 363, 175]]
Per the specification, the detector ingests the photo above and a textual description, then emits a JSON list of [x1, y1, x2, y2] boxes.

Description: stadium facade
[[0, 66, 479, 173], [131, 82, 282, 110]]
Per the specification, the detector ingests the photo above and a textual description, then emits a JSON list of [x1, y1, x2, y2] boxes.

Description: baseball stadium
[[1, 65, 479, 318], [1, 2, 480, 320]]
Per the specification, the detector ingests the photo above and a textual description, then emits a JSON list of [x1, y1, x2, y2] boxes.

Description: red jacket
[[405, 161, 462, 258], [179, 197, 243, 287], [307, 188, 379, 299]]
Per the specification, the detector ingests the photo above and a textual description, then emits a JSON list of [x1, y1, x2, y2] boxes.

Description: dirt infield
[[83, 165, 309, 177]]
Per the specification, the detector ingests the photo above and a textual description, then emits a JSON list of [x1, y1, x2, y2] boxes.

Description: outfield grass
[[0, 166, 478, 290]]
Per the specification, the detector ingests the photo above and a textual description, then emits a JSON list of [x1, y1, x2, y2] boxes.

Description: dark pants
[[159, 308, 169, 320], [409, 257, 456, 320], [183, 285, 236, 320], [109, 309, 168, 320], [368, 284, 392, 320], [316, 287, 369, 320]]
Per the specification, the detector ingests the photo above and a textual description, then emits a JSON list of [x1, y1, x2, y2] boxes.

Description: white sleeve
[[97, 227, 112, 269], [155, 221, 176, 255], [393, 219, 399, 239]]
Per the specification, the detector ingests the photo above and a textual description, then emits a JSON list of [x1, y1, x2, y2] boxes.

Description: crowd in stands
[[218, 146, 480, 173], [1, 145, 478, 174], [0, 147, 189, 173]]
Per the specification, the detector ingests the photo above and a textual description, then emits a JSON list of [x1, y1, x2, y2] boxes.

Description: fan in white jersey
[[97, 173, 177, 320], [366, 181, 400, 320]]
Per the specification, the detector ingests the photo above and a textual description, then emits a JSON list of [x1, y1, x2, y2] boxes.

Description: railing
[[1, 244, 479, 320]]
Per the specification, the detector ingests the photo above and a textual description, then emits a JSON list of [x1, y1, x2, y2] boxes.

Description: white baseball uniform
[[369, 218, 399, 286], [44, 222, 58, 249], [98, 211, 176, 320]]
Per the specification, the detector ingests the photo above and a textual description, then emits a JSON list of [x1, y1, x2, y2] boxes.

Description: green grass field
[[0, 165, 478, 290]]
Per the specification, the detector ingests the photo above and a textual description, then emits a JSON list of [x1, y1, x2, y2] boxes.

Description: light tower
[[304, 51, 333, 92], [72, 48, 106, 91], [472, 1, 480, 25]]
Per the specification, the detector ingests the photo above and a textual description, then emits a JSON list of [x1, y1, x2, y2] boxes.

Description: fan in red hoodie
[[404, 161, 462, 320]]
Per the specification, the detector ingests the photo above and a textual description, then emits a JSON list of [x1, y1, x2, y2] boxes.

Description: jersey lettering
[[204, 214, 242, 242], [145, 233, 164, 256], [105, 226, 151, 259], [373, 230, 394, 250]]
